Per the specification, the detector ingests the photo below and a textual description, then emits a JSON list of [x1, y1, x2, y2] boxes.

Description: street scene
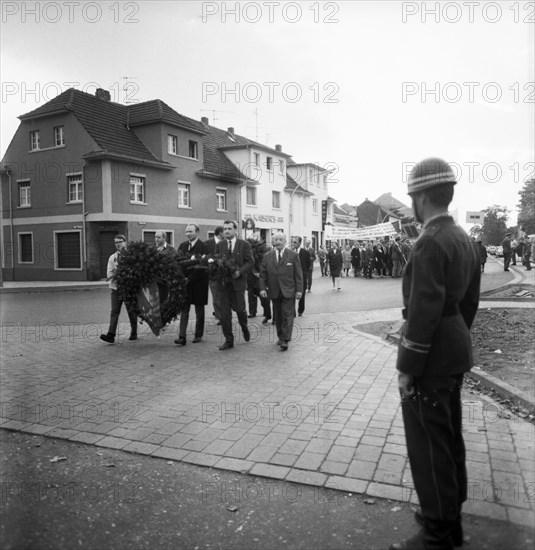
[[1, 1, 534, 549]]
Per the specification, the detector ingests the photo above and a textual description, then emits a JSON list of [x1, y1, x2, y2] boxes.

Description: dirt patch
[[356, 308, 535, 421]]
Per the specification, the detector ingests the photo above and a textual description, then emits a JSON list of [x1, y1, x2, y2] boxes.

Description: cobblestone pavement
[[1, 305, 534, 530]]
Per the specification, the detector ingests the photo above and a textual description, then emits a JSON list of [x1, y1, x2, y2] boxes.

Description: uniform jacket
[[259, 248, 303, 300], [178, 239, 209, 305], [214, 238, 253, 291], [502, 237, 512, 253], [396, 215, 480, 377]]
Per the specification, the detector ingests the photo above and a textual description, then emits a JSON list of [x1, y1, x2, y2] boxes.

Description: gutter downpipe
[[81, 161, 88, 280]]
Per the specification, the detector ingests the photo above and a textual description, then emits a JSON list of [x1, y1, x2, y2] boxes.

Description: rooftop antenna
[[122, 76, 138, 104], [200, 109, 235, 125]]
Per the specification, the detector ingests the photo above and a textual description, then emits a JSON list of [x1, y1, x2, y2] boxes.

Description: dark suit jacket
[[178, 239, 209, 305], [214, 238, 253, 291], [396, 215, 480, 378], [204, 237, 218, 255], [297, 248, 311, 273], [501, 237, 512, 254], [259, 248, 303, 300]]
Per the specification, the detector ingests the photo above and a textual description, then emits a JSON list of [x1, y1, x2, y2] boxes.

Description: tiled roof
[[285, 174, 314, 195], [128, 101, 206, 134], [374, 192, 410, 211], [333, 203, 350, 215], [20, 89, 161, 162]]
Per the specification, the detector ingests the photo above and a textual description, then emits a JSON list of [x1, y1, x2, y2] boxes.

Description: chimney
[[95, 88, 111, 101], [201, 116, 209, 125], [227, 127, 234, 136], [275, 144, 282, 152]]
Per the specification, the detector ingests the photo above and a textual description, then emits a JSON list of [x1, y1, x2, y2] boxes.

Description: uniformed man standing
[[391, 158, 481, 550]]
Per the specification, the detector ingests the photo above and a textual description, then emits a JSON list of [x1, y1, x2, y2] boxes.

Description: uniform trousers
[[401, 374, 466, 549], [219, 285, 248, 344], [272, 295, 295, 343]]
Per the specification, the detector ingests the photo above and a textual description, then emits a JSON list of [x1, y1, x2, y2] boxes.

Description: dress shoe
[[261, 317, 271, 325], [216, 321, 222, 326], [219, 342, 234, 350], [129, 333, 137, 341], [100, 333, 115, 344], [174, 337, 186, 346], [414, 510, 463, 547], [192, 336, 202, 343], [280, 342, 288, 351], [247, 314, 256, 318], [242, 327, 250, 342], [276, 339, 283, 346]]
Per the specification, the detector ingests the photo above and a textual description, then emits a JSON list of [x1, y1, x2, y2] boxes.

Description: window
[[272, 191, 281, 209], [178, 182, 190, 208], [55, 231, 82, 269], [246, 185, 257, 206], [30, 131, 40, 151], [323, 174, 328, 189], [19, 233, 33, 263], [168, 135, 177, 154], [309, 168, 314, 182], [254, 153, 260, 166], [67, 174, 83, 202], [130, 175, 145, 203], [54, 126, 64, 147], [216, 188, 227, 211], [266, 156, 273, 171], [279, 160, 285, 174], [312, 198, 318, 214], [188, 140, 198, 159], [18, 180, 31, 207]]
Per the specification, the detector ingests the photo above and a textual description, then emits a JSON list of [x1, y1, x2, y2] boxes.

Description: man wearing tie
[[259, 232, 303, 351], [214, 220, 254, 350], [174, 224, 208, 346]]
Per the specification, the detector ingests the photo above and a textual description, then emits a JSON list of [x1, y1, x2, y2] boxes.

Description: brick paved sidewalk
[[1, 308, 533, 529]]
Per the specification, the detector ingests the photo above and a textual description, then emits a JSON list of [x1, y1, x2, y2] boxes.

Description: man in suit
[[291, 236, 310, 316], [391, 158, 480, 550], [174, 224, 209, 346], [502, 232, 512, 271], [304, 239, 316, 292], [204, 225, 224, 325], [259, 232, 303, 351], [154, 230, 176, 303], [214, 220, 253, 350]]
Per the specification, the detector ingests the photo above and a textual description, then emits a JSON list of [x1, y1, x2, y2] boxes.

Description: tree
[[469, 225, 482, 241], [517, 178, 535, 235], [479, 206, 509, 245]]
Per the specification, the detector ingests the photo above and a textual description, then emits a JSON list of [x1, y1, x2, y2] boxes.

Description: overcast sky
[[1, 0, 533, 227]]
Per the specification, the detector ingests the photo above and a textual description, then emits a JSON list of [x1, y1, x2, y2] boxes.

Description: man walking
[[259, 232, 303, 351], [174, 224, 208, 346], [502, 232, 512, 271], [304, 239, 316, 292], [391, 158, 480, 550], [100, 234, 138, 343], [204, 226, 223, 324], [291, 236, 310, 316], [214, 220, 253, 350]]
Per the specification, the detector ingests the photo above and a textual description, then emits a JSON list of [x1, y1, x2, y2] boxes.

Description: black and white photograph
[[1, 1, 534, 549]]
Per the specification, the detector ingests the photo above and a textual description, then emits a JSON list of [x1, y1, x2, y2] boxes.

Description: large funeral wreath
[[114, 242, 188, 330]]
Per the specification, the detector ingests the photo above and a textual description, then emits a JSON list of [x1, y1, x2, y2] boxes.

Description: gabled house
[[0, 88, 247, 281]]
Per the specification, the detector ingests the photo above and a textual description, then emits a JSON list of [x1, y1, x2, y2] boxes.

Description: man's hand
[[232, 270, 240, 279], [260, 290, 267, 299], [295, 292, 302, 300], [398, 372, 416, 398]]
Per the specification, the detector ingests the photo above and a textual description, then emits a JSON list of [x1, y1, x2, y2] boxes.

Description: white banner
[[325, 222, 398, 240]]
